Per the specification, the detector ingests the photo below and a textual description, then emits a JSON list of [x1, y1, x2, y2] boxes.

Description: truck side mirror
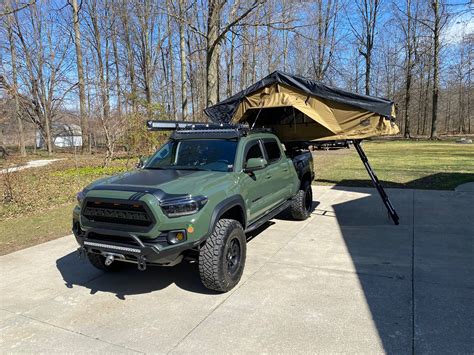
[[244, 158, 267, 172], [136, 156, 149, 169]]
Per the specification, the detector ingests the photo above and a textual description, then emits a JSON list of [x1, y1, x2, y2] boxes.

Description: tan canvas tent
[[204, 71, 400, 225], [204, 71, 399, 142]]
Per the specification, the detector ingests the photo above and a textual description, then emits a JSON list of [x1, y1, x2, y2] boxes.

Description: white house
[[36, 123, 82, 148]]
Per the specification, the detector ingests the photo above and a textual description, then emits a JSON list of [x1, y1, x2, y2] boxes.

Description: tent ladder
[[352, 140, 400, 225]]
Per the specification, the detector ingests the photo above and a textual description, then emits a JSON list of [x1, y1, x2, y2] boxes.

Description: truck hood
[[85, 168, 234, 197]]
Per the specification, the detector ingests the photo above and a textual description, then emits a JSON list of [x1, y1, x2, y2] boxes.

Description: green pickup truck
[[73, 123, 314, 292]]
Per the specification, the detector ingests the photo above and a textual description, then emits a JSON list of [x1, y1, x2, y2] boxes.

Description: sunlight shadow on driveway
[[56, 252, 217, 299]]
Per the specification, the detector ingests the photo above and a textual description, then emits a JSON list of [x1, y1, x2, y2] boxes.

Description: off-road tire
[[289, 181, 313, 220], [87, 253, 127, 272], [199, 219, 246, 292]]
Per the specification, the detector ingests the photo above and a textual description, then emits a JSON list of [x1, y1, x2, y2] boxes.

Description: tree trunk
[[227, 30, 235, 97], [403, 0, 413, 138], [90, 0, 111, 163], [178, 0, 188, 120], [423, 62, 432, 136], [445, 98, 450, 134], [167, 0, 177, 118], [206, 0, 220, 107], [112, 32, 122, 117], [7, 10, 26, 156], [120, 1, 137, 112], [458, 74, 464, 134], [186, 31, 195, 121], [365, 49, 371, 95], [430, 0, 440, 139], [71, 0, 89, 153]]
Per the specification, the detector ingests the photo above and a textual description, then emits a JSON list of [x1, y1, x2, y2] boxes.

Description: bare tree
[[206, 0, 263, 106], [396, 0, 420, 138], [10, 2, 73, 154], [429, 0, 444, 139], [119, 0, 138, 113], [178, 0, 188, 120], [69, 0, 89, 152], [166, 0, 177, 118], [5, 2, 26, 156], [312, 0, 339, 81], [350, 0, 382, 95]]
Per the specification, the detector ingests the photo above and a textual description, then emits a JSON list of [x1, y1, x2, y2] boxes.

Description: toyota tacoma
[[73, 121, 314, 292]]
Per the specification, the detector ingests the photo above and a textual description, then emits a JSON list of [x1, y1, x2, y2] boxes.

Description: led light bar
[[146, 120, 247, 131], [83, 241, 141, 254], [147, 120, 191, 130]]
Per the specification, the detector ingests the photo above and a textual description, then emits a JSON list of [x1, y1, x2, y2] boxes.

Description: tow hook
[[137, 255, 147, 271], [77, 246, 86, 259], [104, 254, 115, 266]]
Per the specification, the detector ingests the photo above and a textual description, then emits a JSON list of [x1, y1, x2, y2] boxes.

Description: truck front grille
[[83, 200, 153, 227]]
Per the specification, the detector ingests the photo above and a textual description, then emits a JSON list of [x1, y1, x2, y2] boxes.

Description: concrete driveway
[[1, 186, 473, 354]]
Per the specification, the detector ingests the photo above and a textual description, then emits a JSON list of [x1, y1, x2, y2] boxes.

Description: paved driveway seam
[[167, 217, 314, 354], [0, 308, 144, 354], [265, 260, 406, 280]]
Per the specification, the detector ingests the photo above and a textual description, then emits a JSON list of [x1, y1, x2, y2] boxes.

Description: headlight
[[160, 196, 208, 218], [76, 190, 86, 205]]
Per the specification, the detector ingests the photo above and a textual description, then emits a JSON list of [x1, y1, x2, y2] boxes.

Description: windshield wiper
[[171, 166, 210, 171], [144, 166, 167, 170]]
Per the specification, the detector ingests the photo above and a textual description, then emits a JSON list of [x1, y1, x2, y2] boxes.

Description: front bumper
[[72, 221, 204, 268]]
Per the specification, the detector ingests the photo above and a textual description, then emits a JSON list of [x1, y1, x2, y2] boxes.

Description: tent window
[[263, 140, 281, 163]]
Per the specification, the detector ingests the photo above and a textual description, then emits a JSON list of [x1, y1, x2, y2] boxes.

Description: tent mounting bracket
[[352, 140, 399, 225]]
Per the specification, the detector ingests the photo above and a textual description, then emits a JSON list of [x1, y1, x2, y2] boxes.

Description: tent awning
[[204, 71, 399, 141]]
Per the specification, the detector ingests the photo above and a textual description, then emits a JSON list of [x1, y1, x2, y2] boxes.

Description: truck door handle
[[265, 175, 271, 179]]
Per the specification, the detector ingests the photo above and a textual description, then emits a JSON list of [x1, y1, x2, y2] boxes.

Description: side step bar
[[245, 200, 292, 233]]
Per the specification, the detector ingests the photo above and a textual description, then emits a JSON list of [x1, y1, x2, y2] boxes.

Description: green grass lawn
[[0, 154, 131, 255], [1, 140, 473, 255], [0, 203, 75, 255], [313, 140, 474, 190]]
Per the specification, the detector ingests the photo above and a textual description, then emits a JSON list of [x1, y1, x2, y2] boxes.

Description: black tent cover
[[204, 70, 395, 123]]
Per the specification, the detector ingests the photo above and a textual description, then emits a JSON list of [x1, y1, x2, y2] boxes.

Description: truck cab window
[[244, 141, 264, 166], [263, 140, 281, 163]]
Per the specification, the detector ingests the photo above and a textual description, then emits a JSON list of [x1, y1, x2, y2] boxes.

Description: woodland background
[[0, 0, 472, 163]]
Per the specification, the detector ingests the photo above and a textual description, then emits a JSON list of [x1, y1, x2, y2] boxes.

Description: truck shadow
[[55, 204, 314, 299], [312, 185, 413, 353], [56, 251, 219, 298], [325, 183, 473, 354]]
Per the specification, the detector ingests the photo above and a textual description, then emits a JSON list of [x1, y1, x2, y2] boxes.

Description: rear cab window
[[263, 139, 282, 164]]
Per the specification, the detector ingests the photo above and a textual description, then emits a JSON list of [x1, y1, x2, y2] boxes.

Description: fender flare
[[205, 195, 246, 239]]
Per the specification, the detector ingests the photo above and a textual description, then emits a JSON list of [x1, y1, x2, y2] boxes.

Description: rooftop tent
[[204, 71, 399, 141], [204, 71, 400, 225]]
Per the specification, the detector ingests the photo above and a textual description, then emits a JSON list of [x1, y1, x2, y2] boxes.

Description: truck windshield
[[145, 139, 238, 172]]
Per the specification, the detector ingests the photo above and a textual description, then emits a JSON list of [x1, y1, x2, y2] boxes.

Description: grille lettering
[[84, 207, 151, 221]]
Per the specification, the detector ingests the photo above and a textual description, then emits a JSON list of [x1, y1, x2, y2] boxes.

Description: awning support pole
[[353, 140, 400, 225]]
